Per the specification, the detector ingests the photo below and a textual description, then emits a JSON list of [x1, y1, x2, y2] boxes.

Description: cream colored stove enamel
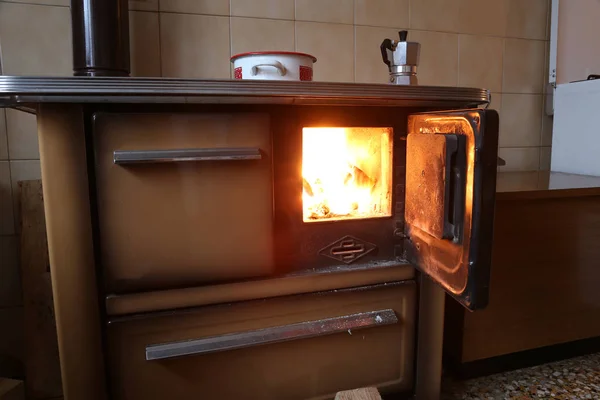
[[107, 283, 416, 400], [93, 112, 275, 293]]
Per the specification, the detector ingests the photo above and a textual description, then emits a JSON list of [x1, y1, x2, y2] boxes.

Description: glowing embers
[[302, 127, 393, 222]]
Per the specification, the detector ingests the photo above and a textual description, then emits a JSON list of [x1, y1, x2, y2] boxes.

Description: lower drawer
[[107, 282, 416, 400]]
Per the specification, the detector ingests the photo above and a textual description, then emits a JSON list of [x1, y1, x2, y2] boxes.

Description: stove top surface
[[0, 76, 490, 109]]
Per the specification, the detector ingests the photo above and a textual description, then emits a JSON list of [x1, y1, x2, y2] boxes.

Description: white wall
[[556, 0, 600, 84]]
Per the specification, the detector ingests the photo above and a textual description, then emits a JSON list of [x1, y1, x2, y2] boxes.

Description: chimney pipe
[[70, 0, 130, 76]]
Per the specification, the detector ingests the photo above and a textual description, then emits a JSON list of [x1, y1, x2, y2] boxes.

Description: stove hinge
[[393, 163, 407, 261], [394, 228, 411, 261]]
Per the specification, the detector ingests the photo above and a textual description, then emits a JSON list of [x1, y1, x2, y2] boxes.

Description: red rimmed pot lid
[[230, 51, 317, 63]]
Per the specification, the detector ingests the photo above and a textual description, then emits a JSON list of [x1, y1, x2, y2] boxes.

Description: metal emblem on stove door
[[319, 235, 376, 264]]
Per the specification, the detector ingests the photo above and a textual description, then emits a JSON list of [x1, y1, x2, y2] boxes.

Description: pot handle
[[251, 61, 287, 76], [380, 38, 394, 72]]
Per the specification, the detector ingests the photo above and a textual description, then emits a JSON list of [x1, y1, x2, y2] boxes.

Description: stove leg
[[38, 104, 107, 400], [415, 276, 445, 400]]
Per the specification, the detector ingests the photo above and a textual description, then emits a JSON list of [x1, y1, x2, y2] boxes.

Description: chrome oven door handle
[[113, 147, 262, 165], [145, 309, 398, 361]]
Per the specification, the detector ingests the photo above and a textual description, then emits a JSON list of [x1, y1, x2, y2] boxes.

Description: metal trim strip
[[0, 76, 490, 107], [113, 147, 262, 164], [145, 309, 398, 361]]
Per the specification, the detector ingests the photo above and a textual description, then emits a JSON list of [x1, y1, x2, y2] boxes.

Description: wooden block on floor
[[335, 387, 382, 400], [0, 378, 24, 400]]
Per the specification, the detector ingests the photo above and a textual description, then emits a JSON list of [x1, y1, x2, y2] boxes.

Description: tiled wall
[[556, 0, 600, 84], [0, 0, 551, 376]]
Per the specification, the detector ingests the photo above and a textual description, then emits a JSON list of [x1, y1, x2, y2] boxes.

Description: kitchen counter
[[496, 171, 600, 198], [445, 170, 600, 374]]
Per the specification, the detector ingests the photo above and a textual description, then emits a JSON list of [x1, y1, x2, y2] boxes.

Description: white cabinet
[[550, 0, 600, 175], [552, 79, 600, 175]]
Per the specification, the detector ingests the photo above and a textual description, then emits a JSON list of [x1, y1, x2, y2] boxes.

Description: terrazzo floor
[[442, 352, 600, 399]]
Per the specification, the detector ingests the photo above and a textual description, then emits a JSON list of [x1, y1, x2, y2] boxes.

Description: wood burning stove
[[0, 77, 498, 400]]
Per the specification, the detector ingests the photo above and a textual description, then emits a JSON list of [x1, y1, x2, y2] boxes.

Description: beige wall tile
[[495, 171, 541, 190], [499, 94, 542, 147], [0, 111, 7, 161], [9, 160, 41, 234], [0, 3, 72, 76], [296, 22, 354, 82], [231, 0, 294, 19], [355, 0, 409, 28], [355, 26, 403, 83], [543, 41, 551, 90], [497, 147, 540, 171], [130, 0, 158, 11], [129, 11, 161, 77], [458, 0, 508, 36], [0, 236, 21, 308], [503, 38, 546, 93], [458, 35, 503, 92], [231, 18, 295, 56], [0, 162, 14, 235], [545, 0, 551, 41], [555, 1, 600, 84], [159, 0, 229, 15], [295, 0, 353, 24], [6, 110, 39, 160], [1, 0, 68, 5], [409, 0, 460, 32], [488, 92, 502, 116], [410, 30, 458, 87], [0, 307, 24, 377], [480, 93, 502, 128], [160, 14, 230, 79], [539, 146, 551, 170], [506, 0, 549, 40], [541, 114, 553, 146]]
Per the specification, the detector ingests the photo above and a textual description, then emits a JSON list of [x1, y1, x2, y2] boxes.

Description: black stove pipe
[[70, 0, 130, 76]]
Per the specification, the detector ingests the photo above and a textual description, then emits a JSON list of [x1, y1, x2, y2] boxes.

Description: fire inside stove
[[302, 127, 393, 222]]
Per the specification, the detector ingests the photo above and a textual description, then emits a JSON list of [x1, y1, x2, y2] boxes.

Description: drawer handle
[[145, 309, 398, 361], [113, 147, 262, 165]]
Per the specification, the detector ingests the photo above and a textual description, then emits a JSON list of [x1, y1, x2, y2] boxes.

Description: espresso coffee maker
[[381, 30, 421, 85]]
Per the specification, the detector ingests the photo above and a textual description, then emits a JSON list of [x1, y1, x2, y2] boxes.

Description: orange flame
[[302, 127, 393, 222]]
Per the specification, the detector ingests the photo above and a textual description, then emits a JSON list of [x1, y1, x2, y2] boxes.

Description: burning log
[[302, 177, 314, 197], [309, 203, 331, 219], [345, 164, 378, 192]]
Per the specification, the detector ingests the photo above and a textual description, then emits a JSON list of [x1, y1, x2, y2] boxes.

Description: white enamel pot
[[231, 51, 317, 81]]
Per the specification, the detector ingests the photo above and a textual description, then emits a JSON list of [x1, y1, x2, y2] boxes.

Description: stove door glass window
[[302, 127, 393, 223]]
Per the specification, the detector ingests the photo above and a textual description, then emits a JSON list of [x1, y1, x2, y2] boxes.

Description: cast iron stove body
[[0, 77, 498, 400]]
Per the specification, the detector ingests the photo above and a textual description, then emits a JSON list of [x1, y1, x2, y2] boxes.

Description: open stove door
[[404, 109, 499, 311]]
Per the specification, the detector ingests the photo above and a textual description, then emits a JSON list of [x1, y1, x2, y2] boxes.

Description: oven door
[[404, 109, 499, 311]]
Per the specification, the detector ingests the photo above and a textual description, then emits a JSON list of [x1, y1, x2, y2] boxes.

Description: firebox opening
[[302, 127, 393, 222]]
